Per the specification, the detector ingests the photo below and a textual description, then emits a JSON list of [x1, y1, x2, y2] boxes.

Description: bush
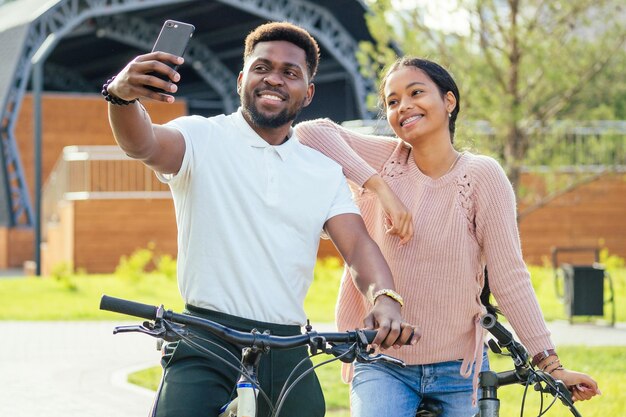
[[115, 242, 178, 283], [50, 262, 78, 292]]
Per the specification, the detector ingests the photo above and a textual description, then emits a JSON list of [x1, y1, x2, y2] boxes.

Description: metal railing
[[342, 120, 626, 168], [42, 146, 171, 239]]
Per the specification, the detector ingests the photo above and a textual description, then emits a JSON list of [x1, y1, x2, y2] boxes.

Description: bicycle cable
[[516, 366, 569, 417], [176, 330, 275, 413], [272, 349, 320, 412], [168, 323, 276, 414], [273, 345, 357, 417], [533, 370, 562, 416], [520, 372, 531, 417]]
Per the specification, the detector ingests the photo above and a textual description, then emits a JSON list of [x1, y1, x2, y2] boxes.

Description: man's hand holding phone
[[105, 20, 194, 104], [106, 52, 184, 103]]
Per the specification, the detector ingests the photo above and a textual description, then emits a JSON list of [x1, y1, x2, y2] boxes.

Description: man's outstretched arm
[[106, 51, 186, 174]]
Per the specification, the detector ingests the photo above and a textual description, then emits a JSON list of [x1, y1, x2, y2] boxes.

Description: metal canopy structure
[[0, 0, 376, 228]]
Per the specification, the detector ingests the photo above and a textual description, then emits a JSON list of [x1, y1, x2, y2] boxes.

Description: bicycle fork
[[475, 371, 500, 417]]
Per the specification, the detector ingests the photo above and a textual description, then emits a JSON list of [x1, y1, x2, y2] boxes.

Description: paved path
[[0, 321, 159, 417], [1, 320, 625, 416]]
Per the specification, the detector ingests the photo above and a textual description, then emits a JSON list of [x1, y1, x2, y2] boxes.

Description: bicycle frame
[[218, 347, 262, 417]]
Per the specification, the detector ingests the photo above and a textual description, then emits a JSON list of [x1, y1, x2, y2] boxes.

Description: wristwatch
[[372, 289, 404, 307]]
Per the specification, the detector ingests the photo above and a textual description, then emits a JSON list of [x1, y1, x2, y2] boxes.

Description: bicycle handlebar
[[480, 314, 515, 347], [100, 295, 378, 349], [479, 314, 582, 417], [481, 313, 531, 371], [101, 294, 159, 320]]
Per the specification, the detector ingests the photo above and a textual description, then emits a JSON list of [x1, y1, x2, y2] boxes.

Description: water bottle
[[217, 379, 258, 417]]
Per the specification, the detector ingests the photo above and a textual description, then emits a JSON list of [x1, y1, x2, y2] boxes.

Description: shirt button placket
[[266, 148, 278, 205]]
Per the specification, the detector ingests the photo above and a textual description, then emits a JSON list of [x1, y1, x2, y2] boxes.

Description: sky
[[389, 0, 471, 35]]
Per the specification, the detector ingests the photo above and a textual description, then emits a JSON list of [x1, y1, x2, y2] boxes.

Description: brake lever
[[532, 371, 583, 417], [356, 350, 406, 368], [534, 373, 573, 399], [114, 321, 165, 337], [329, 343, 357, 363], [113, 320, 188, 342]]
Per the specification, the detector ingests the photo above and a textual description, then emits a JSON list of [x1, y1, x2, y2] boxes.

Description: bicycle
[[402, 313, 585, 417], [99, 294, 407, 417], [474, 313, 582, 417]]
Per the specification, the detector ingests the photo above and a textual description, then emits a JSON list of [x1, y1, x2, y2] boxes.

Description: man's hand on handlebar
[[363, 296, 420, 350]]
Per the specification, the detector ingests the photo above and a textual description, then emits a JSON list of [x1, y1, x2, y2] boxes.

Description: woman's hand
[[364, 175, 414, 245], [551, 368, 601, 402]]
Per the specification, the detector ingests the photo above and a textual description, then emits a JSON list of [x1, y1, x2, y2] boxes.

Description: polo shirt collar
[[234, 108, 296, 161]]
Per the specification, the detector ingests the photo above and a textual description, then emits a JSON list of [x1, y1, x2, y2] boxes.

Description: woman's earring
[[448, 113, 452, 118]]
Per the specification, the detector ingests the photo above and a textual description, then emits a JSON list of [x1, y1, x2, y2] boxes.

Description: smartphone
[[147, 20, 195, 92]]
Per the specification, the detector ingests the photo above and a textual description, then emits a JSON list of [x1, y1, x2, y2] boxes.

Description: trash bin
[[551, 246, 616, 326], [561, 264, 605, 318]]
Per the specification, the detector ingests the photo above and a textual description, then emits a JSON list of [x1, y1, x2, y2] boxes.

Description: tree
[[359, 0, 626, 200]]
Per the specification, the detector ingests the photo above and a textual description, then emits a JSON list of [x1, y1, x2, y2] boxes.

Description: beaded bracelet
[[547, 365, 564, 375], [101, 76, 137, 105], [541, 358, 561, 372]]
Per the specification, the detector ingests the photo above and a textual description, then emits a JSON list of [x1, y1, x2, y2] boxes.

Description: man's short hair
[[243, 21, 320, 80]]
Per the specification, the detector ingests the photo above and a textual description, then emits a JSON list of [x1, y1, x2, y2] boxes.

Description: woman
[[295, 57, 600, 417]]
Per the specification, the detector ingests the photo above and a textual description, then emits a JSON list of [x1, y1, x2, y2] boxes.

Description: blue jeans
[[351, 349, 489, 417]]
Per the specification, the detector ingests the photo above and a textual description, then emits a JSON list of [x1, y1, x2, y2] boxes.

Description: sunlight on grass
[[304, 257, 344, 323], [128, 366, 162, 392], [2, 258, 623, 323], [0, 273, 183, 320]]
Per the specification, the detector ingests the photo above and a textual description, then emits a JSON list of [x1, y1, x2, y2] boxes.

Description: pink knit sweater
[[296, 119, 554, 372]]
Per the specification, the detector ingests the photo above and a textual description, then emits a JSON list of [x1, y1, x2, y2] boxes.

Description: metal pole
[[33, 63, 42, 276], [31, 33, 57, 276]]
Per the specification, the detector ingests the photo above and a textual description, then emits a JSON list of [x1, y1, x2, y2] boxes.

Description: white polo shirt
[[157, 109, 359, 325]]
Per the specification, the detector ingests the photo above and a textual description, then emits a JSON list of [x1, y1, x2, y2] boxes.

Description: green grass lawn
[[0, 273, 184, 320], [1, 258, 623, 323], [1, 259, 624, 416]]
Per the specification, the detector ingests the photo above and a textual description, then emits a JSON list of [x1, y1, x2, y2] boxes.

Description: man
[[104, 21, 415, 417]]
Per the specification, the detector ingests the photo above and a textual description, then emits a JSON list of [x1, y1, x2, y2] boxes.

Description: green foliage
[[599, 247, 625, 270], [115, 244, 156, 283], [50, 262, 78, 292], [562, 43, 626, 120], [115, 242, 178, 283], [360, 0, 626, 196], [305, 256, 344, 323], [155, 254, 177, 281]]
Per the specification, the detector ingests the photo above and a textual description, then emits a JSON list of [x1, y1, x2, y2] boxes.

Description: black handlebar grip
[[480, 314, 514, 347], [360, 329, 415, 345], [362, 329, 378, 343], [100, 295, 158, 320]]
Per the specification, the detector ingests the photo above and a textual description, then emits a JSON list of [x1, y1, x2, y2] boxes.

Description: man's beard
[[242, 93, 304, 129]]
